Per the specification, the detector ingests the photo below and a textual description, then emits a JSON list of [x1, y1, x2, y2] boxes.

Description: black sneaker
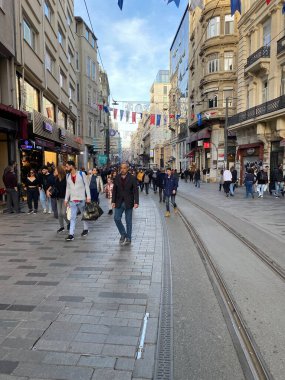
[[57, 227, 65, 233], [33, 210, 37, 214], [81, 230, 89, 237], [66, 234, 74, 241], [27, 210, 33, 214], [124, 238, 131, 245], [119, 236, 126, 245], [108, 210, 113, 215], [67, 223, 70, 230]]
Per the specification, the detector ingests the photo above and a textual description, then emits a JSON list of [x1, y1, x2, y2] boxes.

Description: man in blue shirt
[[164, 167, 178, 217]]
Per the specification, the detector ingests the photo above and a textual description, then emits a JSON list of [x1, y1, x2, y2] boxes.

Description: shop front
[[237, 142, 264, 183]]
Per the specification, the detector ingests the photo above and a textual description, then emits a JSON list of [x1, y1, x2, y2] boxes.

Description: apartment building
[[13, 0, 81, 176], [169, 5, 189, 171], [228, 0, 285, 180], [188, 0, 239, 180], [75, 16, 100, 169], [149, 70, 171, 168]]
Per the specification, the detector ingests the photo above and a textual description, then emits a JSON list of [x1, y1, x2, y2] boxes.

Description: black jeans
[[144, 183, 149, 194], [159, 188, 165, 202], [27, 188, 39, 211], [6, 188, 20, 212]]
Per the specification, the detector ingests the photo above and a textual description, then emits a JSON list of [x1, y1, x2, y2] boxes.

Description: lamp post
[[224, 97, 229, 169]]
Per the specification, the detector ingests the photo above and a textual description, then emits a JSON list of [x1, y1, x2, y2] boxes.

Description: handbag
[[49, 186, 59, 199], [66, 204, 71, 221], [82, 201, 104, 221]]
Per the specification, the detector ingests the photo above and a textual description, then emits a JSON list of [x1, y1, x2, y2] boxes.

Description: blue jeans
[[90, 188, 99, 203], [245, 181, 254, 198], [230, 182, 235, 195], [165, 194, 177, 212], [114, 202, 133, 240], [69, 200, 88, 235], [40, 189, 52, 212], [194, 179, 200, 188], [275, 182, 281, 196]]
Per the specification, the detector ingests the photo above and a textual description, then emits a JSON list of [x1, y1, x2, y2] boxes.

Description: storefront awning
[[0, 103, 28, 139], [186, 128, 211, 144], [185, 149, 196, 158]]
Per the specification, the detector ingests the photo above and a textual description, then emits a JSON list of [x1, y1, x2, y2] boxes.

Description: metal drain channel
[[154, 212, 173, 380]]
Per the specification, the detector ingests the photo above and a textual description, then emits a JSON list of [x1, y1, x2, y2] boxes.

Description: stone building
[[228, 0, 285, 181], [187, 0, 239, 181]]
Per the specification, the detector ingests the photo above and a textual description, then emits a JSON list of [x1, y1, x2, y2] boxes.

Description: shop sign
[[218, 149, 224, 161], [61, 144, 72, 153], [35, 145, 43, 150], [43, 121, 53, 133], [98, 154, 108, 166], [35, 137, 55, 149], [19, 139, 34, 150], [246, 148, 255, 155], [59, 128, 66, 140], [280, 139, 285, 147]]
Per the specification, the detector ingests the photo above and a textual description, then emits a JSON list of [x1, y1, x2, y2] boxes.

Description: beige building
[[188, 0, 239, 180], [75, 16, 100, 169], [13, 0, 81, 176], [228, 0, 285, 181]]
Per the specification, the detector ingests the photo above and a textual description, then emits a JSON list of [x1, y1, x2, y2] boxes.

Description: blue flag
[[156, 114, 161, 126], [283, 3, 285, 14], [167, 0, 180, 7], [197, 113, 202, 127], [103, 105, 109, 113], [231, 0, 241, 16], [118, 0, 123, 10], [120, 110, 124, 121], [176, 114, 181, 120]]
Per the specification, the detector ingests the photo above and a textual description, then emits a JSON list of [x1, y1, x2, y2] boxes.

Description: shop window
[[224, 51, 233, 71], [23, 19, 36, 49], [17, 77, 40, 112], [43, 96, 55, 121], [224, 15, 234, 35], [58, 109, 66, 129], [207, 17, 220, 39]]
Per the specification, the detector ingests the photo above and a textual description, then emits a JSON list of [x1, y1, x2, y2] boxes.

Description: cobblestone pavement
[[0, 195, 163, 380]]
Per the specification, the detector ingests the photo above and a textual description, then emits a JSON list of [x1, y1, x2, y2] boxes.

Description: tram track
[[177, 206, 274, 380], [177, 193, 285, 283]]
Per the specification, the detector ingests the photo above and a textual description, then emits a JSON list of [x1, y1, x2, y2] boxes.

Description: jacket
[[88, 174, 104, 193], [256, 170, 268, 185], [112, 172, 139, 209], [3, 171, 17, 189], [223, 170, 232, 182], [65, 171, 91, 202], [163, 174, 178, 197], [157, 172, 165, 189], [273, 168, 283, 182], [55, 177, 67, 199]]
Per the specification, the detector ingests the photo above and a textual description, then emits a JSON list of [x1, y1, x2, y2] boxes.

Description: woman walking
[[194, 169, 201, 188], [50, 166, 69, 233], [244, 168, 255, 199], [89, 167, 104, 203], [105, 176, 114, 215], [25, 169, 40, 214]]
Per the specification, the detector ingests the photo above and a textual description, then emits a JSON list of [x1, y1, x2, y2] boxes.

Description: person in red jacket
[[2, 164, 20, 213]]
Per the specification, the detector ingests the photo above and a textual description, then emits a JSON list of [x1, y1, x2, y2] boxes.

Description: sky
[[74, 0, 189, 103]]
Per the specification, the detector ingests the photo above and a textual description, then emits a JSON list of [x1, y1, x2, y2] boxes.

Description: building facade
[[187, 0, 239, 181], [228, 0, 285, 181]]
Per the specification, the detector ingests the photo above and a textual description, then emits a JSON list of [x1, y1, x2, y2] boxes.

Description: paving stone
[[115, 358, 135, 371], [74, 332, 107, 344], [42, 352, 80, 365], [58, 296, 85, 302], [14, 281, 37, 286], [78, 355, 116, 368], [0, 360, 19, 374], [0, 276, 11, 280], [26, 273, 48, 278], [67, 342, 103, 355], [99, 292, 147, 299], [7, 305, 36, 312], [92, 368, 132, 380], [102, 344, 136, 358], [37, 282, 59, 286], [133, 344, 155, 379]]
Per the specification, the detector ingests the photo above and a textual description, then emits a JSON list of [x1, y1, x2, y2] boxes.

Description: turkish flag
[[113, 109, 118, 119], [266, 0, 271, 4], [169, 114, 175, 119], [150, 114, 155, 125], [132, 112, 136, 123]]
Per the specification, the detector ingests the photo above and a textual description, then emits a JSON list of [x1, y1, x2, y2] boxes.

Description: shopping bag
[[82, 202, 104, 221]]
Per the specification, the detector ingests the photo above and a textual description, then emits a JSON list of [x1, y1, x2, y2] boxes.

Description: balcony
[[277, 36, 285, 56], [228, 95, 285, 127], [245, 46, 270, 74]]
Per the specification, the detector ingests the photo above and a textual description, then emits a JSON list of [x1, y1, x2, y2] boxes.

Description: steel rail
[[178, 193, 285, 282], [178, 208, 273, 380]]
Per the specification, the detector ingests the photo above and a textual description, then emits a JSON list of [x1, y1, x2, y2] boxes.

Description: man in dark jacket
[[272, 164, 283, 198], [112, 163, 139, 245], [230, 166, 238, 196], [2, 165, 20, 213], [164, 167, 178, 217], [157, 168, 165, 202]]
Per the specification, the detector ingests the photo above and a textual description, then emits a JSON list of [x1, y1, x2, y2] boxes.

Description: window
[[86, 56, 91, 77], [43, 96, 55, 121], [163, 86, 168, 95], [69, 83, 75, 101], [77, 83, 80, 102], [18, 77, 40, 112], [88, 117, 93, 137], [67, 11, 72, 26], [208, 94, 218, 108], [68, 48, 73, 64], [224, 15, 234, 35], [59, 69, 66, 88], [87, 90, 91, 106], [45, 50, 54, 73], [76, 52, 79, 70], [263, 18, 271, 46], [223, 90, 233, 107], [207, 17, 220, 38], [91, 37, 95, 48], [58, 26, 64, 46], [67, 117, 75, 134], [208, 54, 219, 73], [92, 89, 97, 108], [58, 109, 66, 128], [281, 67, 285, 96], [262, 81, 268, 103], [86, 29, 89, 41], [246, 85, 250, 109], [44, 1, 51, 22], [224, 52, 234, 71], [23, 19, 35, 49], [91, 62, 96, 81]]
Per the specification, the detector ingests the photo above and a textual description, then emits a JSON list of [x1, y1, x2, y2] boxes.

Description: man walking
[[230, 166, 238, 196], [112, 163, 139, 246], [164, 167, 178, 217], [64, 161, 91, 241], [2, 164, 20, 213], [223, 168, 232, 197]]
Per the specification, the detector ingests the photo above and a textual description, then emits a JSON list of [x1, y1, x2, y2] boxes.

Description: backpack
[[144, 174, 150, 183]]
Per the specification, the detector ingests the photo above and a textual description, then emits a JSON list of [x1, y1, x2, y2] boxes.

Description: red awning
[[0, 104, 28, 139], [185, 149, 196, 158]]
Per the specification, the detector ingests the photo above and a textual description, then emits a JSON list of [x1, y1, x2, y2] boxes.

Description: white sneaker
[[48, 211, 52, 214], [43, 209, 47, 214]]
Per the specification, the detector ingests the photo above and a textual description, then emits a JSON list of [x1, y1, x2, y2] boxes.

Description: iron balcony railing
[[228, 95, 285, 126], [245, 45, 270, 68], [277, 36, 285, 55]]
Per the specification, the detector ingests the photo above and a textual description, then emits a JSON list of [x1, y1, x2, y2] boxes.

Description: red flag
[[98, 104, 103, 111], [169, 114, 175, 119], [132, 112, 136, 123], [150, 114, 155, 125], [113, 109, 118, 119], [266, 0, 271, 4]]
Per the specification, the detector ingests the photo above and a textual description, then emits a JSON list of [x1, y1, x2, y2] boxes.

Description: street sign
[[98, 154, 108, 166]]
